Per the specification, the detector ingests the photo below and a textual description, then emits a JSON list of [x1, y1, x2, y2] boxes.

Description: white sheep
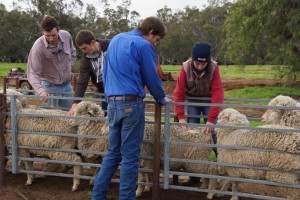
[[5, 108, 82, 191], [69, 101, 108, 185], [69, 102, 217, 199], [0, 89, 27, 110], [262, 95, 300, 129], [136, 124, 218, 199], [216, 108, 300, 200]]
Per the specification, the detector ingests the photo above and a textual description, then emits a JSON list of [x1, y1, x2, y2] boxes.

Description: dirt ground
[[0, 171, 286, 200], [0, 78, 298, 200]]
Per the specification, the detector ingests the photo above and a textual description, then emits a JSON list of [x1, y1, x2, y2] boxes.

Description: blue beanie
[[192, 42, 211, 63]]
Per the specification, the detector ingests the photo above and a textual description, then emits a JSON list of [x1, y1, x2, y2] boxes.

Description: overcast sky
[[0, 0, 208, 18]]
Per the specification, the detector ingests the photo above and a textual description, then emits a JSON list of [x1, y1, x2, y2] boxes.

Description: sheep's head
[[217, 108, 249, 127], [262, 95, 299, 124], [73, 101, 104, 117], [70, 101, 104, 126]]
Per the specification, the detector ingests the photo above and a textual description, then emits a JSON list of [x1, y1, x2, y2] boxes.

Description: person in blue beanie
[[92, 16, 171, 200], [173, 42, 224, 186]]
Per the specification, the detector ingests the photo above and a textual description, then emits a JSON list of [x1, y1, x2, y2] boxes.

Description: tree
[[225, 0, 300, 81]]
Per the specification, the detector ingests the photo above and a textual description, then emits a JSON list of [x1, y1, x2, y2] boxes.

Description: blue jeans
[[92, 100, 145, 200], [187, 105, 210, 124], [187, 105, 218, 182], [187, 105, 217, 144], [41, 80, 73, 110]]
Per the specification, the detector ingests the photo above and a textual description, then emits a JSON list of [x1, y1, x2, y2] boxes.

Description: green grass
[[0, 63, 288, 80], [0, 63, 27, 77], [218, 65, 281, 79], [225, 86, 300, 100], [161, 64, 286, 79]]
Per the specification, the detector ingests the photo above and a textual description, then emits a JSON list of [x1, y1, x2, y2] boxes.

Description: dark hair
[[136, 16, 166, 38], [75, 30, 96, 47], [40, 15, 59, 32]]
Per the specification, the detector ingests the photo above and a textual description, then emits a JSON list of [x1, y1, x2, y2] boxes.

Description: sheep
[[69, 101, 108, 185], [69, 102, 217, 199], [136, 124, 218, 199], [216, 108, 300, 200], [4, 108, 82, 191], [0, 89, 27, 110], [262, 95, 300, 129]]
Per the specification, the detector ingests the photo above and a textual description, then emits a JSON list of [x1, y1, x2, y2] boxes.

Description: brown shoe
[[181, 178, 200, 186]]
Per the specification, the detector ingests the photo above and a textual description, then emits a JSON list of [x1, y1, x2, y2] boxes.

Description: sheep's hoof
[[135, 191, 142, 197], [144, 186, 151, 192], [207, 193, 214, 199], [25, 181, 32, 186], [72, 184, 79, 192], [89, 179, 95, 186]]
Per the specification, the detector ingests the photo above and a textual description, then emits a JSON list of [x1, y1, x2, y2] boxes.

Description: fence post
[[0, 93, 6, 186], [172, 116, 179, 185], [152, 104, 162, 199]]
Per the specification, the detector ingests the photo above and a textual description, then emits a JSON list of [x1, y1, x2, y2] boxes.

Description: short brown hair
[[40, 15, 59, 32], [75, 30, 96, 47], [137, 16, 166, 39]]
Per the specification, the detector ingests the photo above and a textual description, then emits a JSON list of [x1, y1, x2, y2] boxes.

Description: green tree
[[225, 0, 300, 81]]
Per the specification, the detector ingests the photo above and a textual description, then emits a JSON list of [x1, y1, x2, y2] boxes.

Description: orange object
[[156, 58, 166, 81]]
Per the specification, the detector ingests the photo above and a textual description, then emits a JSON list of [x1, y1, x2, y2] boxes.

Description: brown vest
[[183, 59, 217, 101]]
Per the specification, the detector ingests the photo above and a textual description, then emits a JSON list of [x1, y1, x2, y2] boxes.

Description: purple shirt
[[27, 30, 76, 94]]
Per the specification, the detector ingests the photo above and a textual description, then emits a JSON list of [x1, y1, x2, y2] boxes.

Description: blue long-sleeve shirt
[[103, 29, 166, 104]]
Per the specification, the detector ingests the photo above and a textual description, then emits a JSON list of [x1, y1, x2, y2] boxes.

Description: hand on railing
[[39, 91, 50, 103], [178, 118, 189, 131], [204, 121, 214, 134]]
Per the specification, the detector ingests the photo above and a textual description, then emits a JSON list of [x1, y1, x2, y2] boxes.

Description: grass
[[218, 65, 281, 79], [225, 86, 300, 100], [0, 63, 289, 80], [0, 63, 27, 77], [161, 64, 284, 79]]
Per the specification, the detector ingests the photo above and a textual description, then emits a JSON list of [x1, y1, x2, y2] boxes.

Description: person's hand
[[67, 103, 78, 116], [178, 118, 188, 130], [204, 121, 214, 134], [164, 97, 172, 102], [39, 91, 50, 103]]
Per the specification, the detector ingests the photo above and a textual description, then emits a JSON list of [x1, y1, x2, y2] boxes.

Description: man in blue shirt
[[92, 16, 170, 199]]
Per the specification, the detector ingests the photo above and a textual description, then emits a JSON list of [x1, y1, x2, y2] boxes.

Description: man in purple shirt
[[27, 15, 76, 109]]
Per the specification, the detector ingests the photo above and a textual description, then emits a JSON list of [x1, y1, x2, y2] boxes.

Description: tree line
[[0, 0, 299, 80]]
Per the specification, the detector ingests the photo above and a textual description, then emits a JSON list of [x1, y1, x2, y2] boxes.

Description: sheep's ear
[[88, 108, 95, 116]]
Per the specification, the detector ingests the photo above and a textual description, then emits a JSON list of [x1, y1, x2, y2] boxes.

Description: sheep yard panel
[[1, 91, 300, 200]]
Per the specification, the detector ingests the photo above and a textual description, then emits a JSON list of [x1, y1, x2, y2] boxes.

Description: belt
[[107, 96, 143, 102]]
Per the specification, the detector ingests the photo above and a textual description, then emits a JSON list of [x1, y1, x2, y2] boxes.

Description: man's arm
[[139, 44, 166, 104], [27, 48, 45, 95]]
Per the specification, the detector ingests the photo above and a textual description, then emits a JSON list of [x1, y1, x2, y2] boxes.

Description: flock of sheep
[[2, 89, 300, 200]]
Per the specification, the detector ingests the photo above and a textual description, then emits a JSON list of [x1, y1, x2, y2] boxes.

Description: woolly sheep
[[5, 108, 82, 191], [136, 124, 218, 199], [0, 89, 27, 110], [216, 108, 300, 200], [69, 102, 217, 199], [69, 101, 108, 185], [262, 95, 300, 129]]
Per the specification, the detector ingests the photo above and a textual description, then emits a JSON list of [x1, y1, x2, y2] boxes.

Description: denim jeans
[[187, 105, 217, 144], [187, 104, 218, 182], [92, 100, 145, 200], [187, 105, 210, 124], [41, 80, 73, 110]]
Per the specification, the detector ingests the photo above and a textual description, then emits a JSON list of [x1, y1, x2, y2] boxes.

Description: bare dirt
[[0, 78, 297, 200]]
